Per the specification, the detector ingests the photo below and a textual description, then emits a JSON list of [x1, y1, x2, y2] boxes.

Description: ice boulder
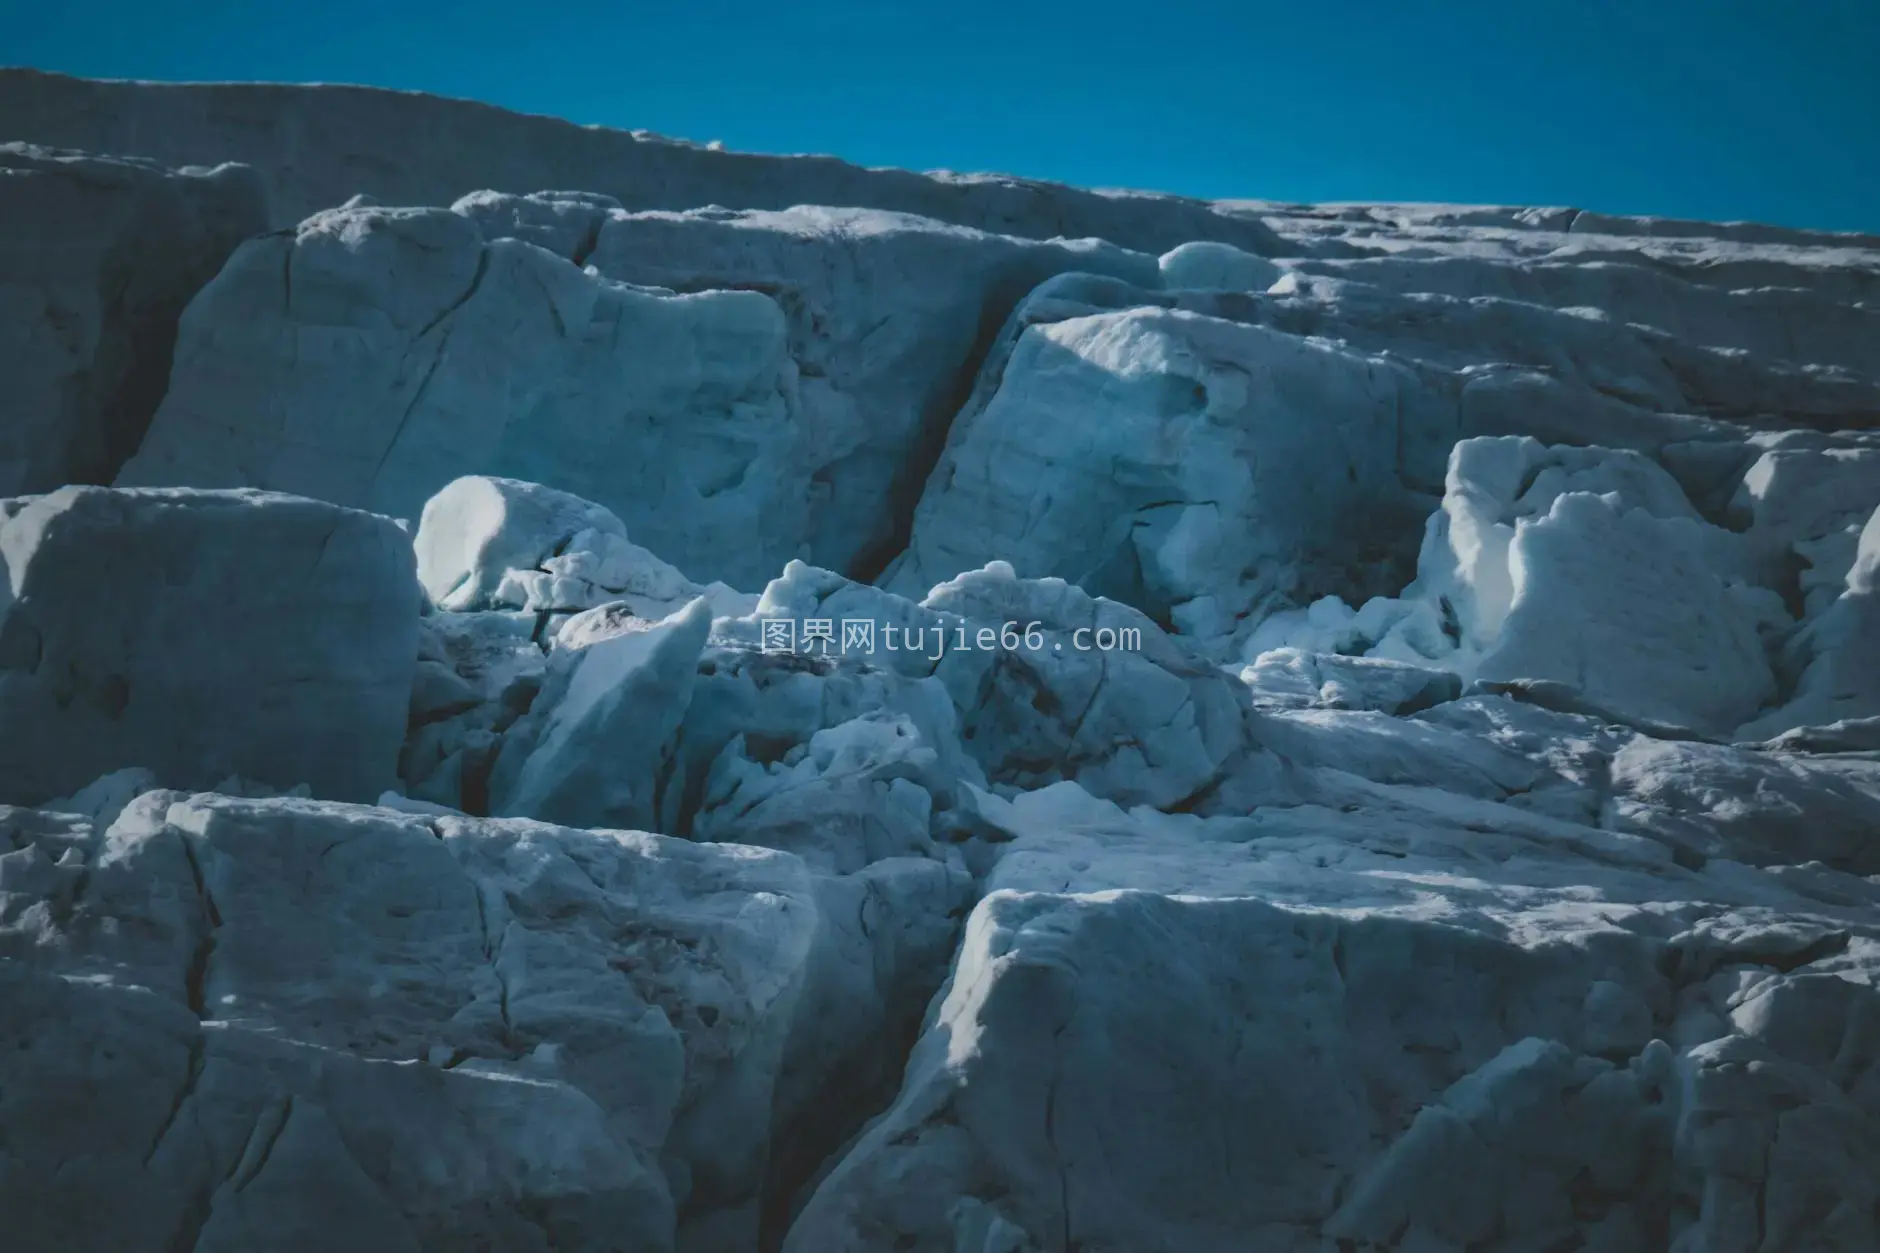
[[1469, 491, 1776, 736], [1157, 239, 1282, 291], [0, 486, 419, 804], [416, 474, 630, 610], [1272, 438, 1785, 737], [488, 597, 714, 830], [0, 143, 268, 494], [888, 306, 1419, 634], [743, 560, 1255, 811], [414, 474, 753, 619]]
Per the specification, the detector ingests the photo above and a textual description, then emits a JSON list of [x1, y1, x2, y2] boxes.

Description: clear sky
[[5, 0, 1876, 232]]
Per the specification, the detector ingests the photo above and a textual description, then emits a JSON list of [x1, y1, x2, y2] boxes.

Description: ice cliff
[[2, 68, 1879, 1253]]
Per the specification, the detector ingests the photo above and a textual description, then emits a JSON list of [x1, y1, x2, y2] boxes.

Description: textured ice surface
[[119, 201, 1157, 586], [0, 143, 266, 494], [1247, 436, 1799, 738], [788, 782, 1880, 1253], [2, 72, 1880, 1253], [1741, 503, 1880, 739], [0, 791, 964, 1253], [0, 486, 418, 804]]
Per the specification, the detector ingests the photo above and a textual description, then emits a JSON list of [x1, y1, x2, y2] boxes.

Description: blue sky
[[5, 0, 1876, 232]]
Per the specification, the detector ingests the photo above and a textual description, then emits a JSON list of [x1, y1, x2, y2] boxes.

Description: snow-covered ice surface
[[3, 71, 1880, 1253]]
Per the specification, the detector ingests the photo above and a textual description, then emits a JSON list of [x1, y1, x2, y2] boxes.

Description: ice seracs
[[119, 200, 1162, 587], [1467, 490, 1774, 736], [1242, 435, 1802, 740], [3, 70, 1880, 1252], [749, 558, 1254, 811]]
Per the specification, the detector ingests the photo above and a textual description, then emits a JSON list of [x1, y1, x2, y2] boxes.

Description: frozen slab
[[0, 788, 969, 1253], [584, 206, 1158, 576], [792, 886, 1880, 1252], [1254, 705, 1550, 801], [118, 204, 806, 588], [0, 143, 267, 494], [1469, 491, 1775, 737], [888, 306, 1420, 633], [1607, 735, 1880, 871], [489, 597, 714, 831], [0, 486, 419, 805], [788, 778, 1880, 1252]]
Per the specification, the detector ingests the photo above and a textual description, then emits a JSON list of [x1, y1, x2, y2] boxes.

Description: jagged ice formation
[[3, 68, 1880, 1253]]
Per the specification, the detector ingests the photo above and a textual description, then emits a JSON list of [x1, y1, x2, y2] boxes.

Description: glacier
[[1, 67, 1879, 1253]]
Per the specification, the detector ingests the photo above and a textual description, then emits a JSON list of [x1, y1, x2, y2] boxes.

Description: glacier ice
[[119, 200, 1159, 586], [1245, 435, 1797, 739], [2, 70, 1880, 1253], [887, 305, 1418, 634], [415, 474, 754, 621], [0, 143, 267, 495], [0, 485, 418, 804], [1740, 502, 1880, 740]]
